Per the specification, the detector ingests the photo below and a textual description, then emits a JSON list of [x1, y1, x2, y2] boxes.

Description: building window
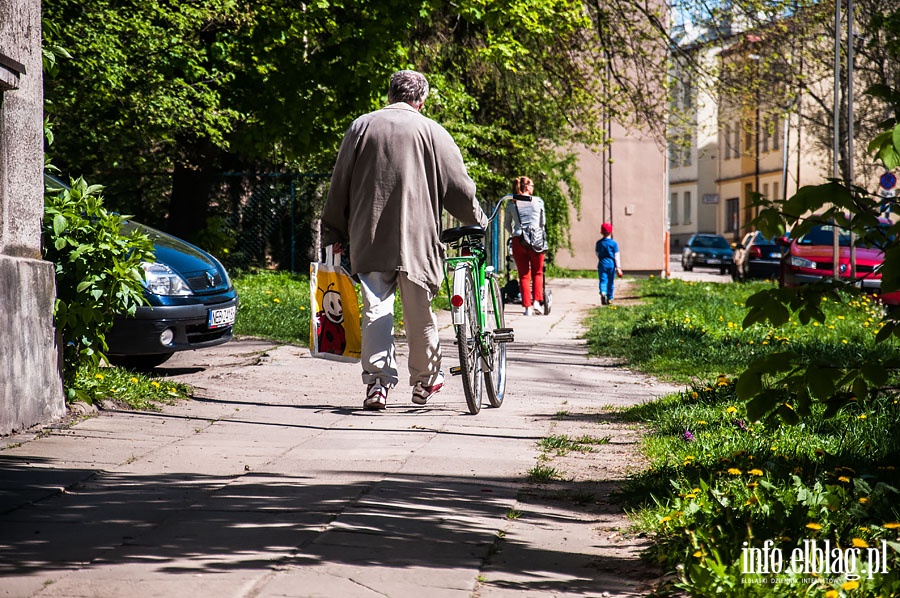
[[723, 124, 732, 160], [681, 133, 692, 167], [762, 183, 769, 199], [732, 123, 741, 158], [772, 117, 781, 151], [683, 191, 692, 224], [670, 192, 679, 225], [761, 117, 769, 153], [774, 181, 780, 200], [726, 198, 740, 233]]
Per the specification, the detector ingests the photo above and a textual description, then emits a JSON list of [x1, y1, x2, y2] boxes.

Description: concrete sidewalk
[[0, 278, 680, 598]]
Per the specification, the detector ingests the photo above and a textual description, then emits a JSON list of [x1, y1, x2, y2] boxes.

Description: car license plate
[[768, 252, 781, 259], [708, 258, 721, 264], [208, 305, 236, 329]]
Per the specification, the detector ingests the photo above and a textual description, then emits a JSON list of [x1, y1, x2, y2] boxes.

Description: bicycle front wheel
[[484, 276, 507, 408], [455, 266, 484, 414]]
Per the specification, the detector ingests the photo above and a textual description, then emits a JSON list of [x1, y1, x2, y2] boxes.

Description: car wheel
[[107, 353, 175, 371]]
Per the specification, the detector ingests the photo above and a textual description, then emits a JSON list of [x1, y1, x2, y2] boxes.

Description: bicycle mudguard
[[450, 263, 469, 325]]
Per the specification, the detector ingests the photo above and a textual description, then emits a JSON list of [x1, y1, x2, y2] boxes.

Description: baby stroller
[[502, 237, 552, 315]]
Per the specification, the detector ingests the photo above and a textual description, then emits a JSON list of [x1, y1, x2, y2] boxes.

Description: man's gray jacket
[[322, 102, 488, 294]]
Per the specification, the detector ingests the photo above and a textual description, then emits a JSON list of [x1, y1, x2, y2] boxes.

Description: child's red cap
[[601, 222, 612, 235]]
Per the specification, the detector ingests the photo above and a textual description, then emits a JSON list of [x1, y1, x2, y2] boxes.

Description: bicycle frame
[[444, 238, 492, 359]]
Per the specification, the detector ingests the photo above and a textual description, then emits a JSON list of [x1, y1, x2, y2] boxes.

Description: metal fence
[[211, 172, 330, 273], [212, 172, 510, 276]]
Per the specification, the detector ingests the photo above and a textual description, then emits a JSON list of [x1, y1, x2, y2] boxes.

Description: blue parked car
[[46, 174, 238, 369], [681, 233, 735, 274]]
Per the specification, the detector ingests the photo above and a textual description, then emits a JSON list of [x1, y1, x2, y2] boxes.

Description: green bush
[[42, 177, 153, 387]]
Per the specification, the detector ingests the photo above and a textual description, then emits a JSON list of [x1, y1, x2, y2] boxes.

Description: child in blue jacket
[[595, 222, 623, 305]]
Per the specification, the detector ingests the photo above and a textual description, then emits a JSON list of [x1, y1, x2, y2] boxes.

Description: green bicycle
[[441, 220, 514, 414]]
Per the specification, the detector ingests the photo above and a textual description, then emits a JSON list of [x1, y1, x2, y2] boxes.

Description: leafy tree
[[728, 3, 900, 423], [42, 0, 671, 255]]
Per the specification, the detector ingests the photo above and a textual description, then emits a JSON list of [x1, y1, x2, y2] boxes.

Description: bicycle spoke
[[484, 276, 507, 407], [456, 267, 483, 414]]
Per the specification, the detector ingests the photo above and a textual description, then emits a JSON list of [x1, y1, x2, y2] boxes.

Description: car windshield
[[692, 236, 730, 249], [797, 224, 892, 248], [752, 232, 777, 246]]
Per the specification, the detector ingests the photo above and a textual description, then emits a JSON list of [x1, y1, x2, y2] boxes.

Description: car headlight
[[790, 256, 817, 269], [141, 262, 193, 296]]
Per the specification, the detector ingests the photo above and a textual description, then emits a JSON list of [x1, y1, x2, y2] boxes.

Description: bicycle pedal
[[493, 328, 515, 343], [449, 366, 462, 376]]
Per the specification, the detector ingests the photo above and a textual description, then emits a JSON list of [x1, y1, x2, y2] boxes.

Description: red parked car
[[779, 220, 900, 306]]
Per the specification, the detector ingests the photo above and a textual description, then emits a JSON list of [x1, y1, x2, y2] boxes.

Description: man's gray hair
[[388, 70, 429, 105]]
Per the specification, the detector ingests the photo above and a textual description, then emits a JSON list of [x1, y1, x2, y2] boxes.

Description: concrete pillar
[[0, 0, 66, 435]]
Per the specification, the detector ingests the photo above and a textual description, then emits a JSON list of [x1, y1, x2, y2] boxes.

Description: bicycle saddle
[[441, 225, 485, 243]]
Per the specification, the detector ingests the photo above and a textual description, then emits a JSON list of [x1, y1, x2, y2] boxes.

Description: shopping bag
[[309, 247, 362, 363]]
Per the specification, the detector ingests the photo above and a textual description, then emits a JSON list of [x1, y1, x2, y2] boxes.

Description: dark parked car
[[732, 231, 788, 281], [681, 233, 735, 274], [46, 174, 238, 369]]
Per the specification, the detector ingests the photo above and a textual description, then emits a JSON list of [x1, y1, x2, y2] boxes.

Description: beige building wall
[[556, 123, 667, 274]]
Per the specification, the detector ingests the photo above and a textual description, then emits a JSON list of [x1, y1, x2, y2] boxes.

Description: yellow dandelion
[[684, 455, 695, 461], [851, 538, 869, 548], [858, 414, 867, 419], [813, 322, 820, 327], [273, 297, 281, 303], [693, 550, 703, 558], [151, 381, 160, 388], [697, 420, 707, 425], [745, 496, 759, 505], [838, 315, 845, 320], [825, 591, 839, 598], [658, 516, 672, 524], [727, 468, 742, 475], [726, 406, 737, 414], [130, 377, 139, 384], [859, 497, 869, 504], [806, 522, 823, 530], [691, 391, 699, 399], [748, 469, 764, 476], [95, 373, 105, 380], [842, 339, 848, 344], [842, 580, 860, 591], [838, 476, 851, 483], [883, 522, 900, 529], [299, 306, 306, 310]]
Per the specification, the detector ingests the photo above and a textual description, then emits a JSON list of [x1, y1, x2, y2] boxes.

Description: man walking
[[322, 70, 488, 410]]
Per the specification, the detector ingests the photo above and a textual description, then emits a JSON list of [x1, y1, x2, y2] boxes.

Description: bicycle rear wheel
[[455, 266, 484, 414], [484, 276, 507, 408]]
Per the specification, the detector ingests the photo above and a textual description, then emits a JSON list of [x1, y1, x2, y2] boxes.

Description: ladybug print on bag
[[316, 282, 347, 355]]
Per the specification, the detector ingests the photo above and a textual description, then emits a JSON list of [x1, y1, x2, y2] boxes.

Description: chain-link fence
[[208, 173, 330, 273], [208, 172, 510, 276]]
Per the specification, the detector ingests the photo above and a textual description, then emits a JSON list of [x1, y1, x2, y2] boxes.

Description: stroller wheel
[[541, 289, 552, 315]]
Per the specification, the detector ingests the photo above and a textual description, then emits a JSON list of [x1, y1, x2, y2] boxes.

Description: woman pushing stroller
[[504, 176, 548, 316]]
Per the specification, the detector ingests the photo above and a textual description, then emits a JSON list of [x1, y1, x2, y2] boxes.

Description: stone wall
[[0, 0, 65, 435]]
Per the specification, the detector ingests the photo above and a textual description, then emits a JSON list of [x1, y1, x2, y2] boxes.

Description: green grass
[[585, 276, 900, 596], [538, 434, 611, 455], [71, 365, 191, 410], [527, 464, 563, 482], [584, 277, 896, 383], [233, 269, 313, 344]]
